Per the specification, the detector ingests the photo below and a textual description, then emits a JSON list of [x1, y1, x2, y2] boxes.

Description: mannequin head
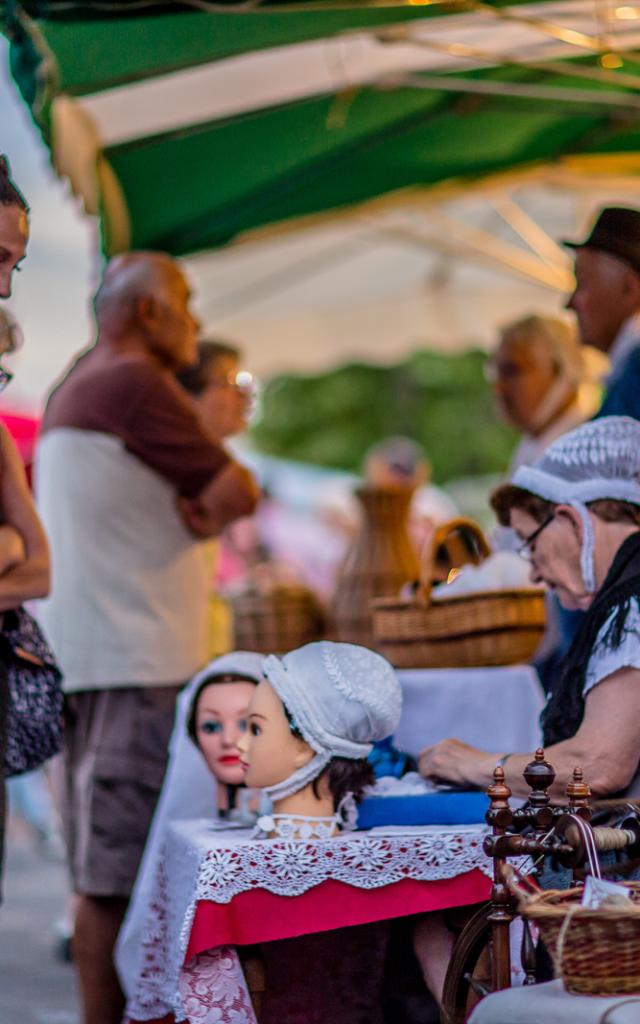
[[238, 641, 401, 826], [238, 677, 374, 821], [188, 673, 258, 787]]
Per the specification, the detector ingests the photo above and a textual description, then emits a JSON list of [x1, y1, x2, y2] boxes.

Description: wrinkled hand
[[418, 738, 483, 788]]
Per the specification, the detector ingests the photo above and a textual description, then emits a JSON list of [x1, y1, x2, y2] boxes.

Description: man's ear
[[137, 294, 157, 332], [554, 504, 583, 540]]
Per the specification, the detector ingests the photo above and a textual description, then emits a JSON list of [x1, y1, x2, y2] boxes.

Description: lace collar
[[254, 812, 342, 841]]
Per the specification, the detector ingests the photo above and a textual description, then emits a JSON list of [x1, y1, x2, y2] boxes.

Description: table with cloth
[[125, 820, 494, 1024], [122, 663, 545, 1023]]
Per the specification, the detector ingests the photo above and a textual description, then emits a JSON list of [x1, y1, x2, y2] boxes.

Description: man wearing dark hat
[[565, 206, 640, 419]]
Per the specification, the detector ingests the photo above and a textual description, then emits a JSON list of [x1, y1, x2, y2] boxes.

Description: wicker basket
[[514, 881, 640, 996], [230, 582, 325, 654], [370, 588, 545, 669]]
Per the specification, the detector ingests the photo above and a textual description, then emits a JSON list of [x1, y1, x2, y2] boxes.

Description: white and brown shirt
[[35, 347, 229, 693]]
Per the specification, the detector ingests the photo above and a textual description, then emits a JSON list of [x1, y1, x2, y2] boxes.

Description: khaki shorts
[[61, 685, 181, 898]]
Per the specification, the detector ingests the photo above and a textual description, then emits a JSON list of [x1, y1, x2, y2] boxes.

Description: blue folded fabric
[[357, 791, 489, 829], [368, 736, 414, 779]]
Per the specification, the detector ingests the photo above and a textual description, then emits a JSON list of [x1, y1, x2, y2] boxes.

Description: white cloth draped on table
[[394, 666, 544, 759], [469, 979, 640, 1023]]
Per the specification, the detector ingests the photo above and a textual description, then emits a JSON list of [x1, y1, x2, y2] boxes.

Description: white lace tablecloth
[[125, 820, 492, 1024]]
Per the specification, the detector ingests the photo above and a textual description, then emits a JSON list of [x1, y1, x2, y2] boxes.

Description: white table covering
[[395, 665, 545, 758], [126, 821, 491, 1023], [469, 980, 640, 1023]]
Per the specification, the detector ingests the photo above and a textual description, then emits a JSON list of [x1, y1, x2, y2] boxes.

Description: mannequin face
[[194, 681, 256, 786], [237, 679, 314, 789]]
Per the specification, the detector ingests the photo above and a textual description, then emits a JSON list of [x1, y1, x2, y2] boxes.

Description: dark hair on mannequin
[[187, 672, 258, 747], [0, 156, 29, 212], [284, 707, 374, 808]]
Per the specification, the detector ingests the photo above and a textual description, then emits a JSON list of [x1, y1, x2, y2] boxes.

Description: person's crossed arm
[[179, 461, 260, 539], [0, 424, 49, 609], [123, 363, 260, 539], [419, 666, 640, 800]]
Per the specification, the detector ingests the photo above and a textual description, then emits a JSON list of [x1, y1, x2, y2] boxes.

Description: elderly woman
[[414, 415, 640, 1003], [487, 314, 602, 474], [420, 415, 640, 800]]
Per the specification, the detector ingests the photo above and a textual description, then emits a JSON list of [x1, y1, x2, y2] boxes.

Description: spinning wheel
[[441, 750, 640, 1024]]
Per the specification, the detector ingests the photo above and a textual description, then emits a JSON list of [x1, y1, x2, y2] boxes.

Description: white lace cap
[[512, 416, 640, 505], [262, 641, 402, 764]]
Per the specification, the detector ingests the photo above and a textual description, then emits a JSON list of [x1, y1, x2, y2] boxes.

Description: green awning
[[4, 0, 640, 256]]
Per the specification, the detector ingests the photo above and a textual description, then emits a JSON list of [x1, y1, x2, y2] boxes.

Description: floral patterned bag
[[2, 607, 63, 777]]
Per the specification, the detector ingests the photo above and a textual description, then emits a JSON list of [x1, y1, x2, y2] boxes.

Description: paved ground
[[0, 828, 79, 1024]]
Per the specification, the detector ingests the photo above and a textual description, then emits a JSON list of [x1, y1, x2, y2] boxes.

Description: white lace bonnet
[[511, 415, 640, 591], [262, 641, 402, 801]]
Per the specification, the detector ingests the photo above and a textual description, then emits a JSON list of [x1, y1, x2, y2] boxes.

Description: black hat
[[563, 207, 640, 274]]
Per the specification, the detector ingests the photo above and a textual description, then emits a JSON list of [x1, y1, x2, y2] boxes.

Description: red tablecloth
[[187, 869, 490, 958], [129, 869, 490, 1024]]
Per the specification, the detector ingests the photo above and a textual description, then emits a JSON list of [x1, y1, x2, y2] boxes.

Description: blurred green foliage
[[251, 348, 518, 483]]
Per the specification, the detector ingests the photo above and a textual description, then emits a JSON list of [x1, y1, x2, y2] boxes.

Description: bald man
[[564, 207, 640, 419], [35, 252, 259, 1024]]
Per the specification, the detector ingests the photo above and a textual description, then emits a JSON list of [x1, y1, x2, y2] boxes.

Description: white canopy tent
[[187, 165, 640, 376]]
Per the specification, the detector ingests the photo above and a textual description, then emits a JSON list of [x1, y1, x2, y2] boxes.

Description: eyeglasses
[[484, 359, 536, 383], [0, 367, 14, 394], [210, 370, 254, 393], [517, 514, 554, 562]]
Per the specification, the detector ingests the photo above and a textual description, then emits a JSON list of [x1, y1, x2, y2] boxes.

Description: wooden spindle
[[486, 765, 515, 992], [518, 748, 555, 835], [566, 767, 591, 820]]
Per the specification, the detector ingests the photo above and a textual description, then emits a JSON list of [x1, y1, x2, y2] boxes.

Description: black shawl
[[541, 530, 640, 747]]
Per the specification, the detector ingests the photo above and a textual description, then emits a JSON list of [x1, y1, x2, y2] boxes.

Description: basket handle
[[554, 903, 581, 975], [417, 517, 491, 602], [598, 999, 640, 1023], [417, 531, 434, 605]]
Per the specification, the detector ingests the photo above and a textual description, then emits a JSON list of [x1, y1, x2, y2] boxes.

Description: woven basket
[[516, 881, 640, 995], [231, 582, 325, 654], [370, 589, 545, 669]]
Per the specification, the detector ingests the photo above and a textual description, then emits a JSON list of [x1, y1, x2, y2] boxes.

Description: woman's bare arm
[[0, 524, 26, 575], [0, 426, 49, 609], [418, 666, 640, 799]]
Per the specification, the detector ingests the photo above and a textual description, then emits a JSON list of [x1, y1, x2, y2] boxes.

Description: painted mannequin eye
[[250, 722, 261, 737], [238, 718, 248, 732], [201, 720, 223, 735]]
